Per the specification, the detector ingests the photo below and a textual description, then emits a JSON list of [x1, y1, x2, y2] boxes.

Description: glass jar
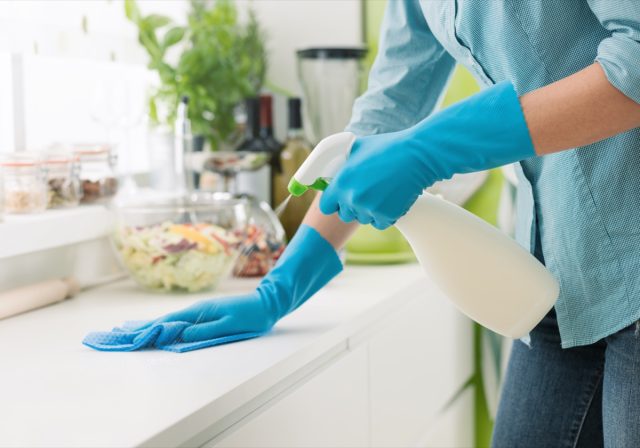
[[43, 152, 82, 208], [233, 194, 286, 278], [0, 153, 48, 214], [74, 144, 118, 204], [0, 169, 4, 222]]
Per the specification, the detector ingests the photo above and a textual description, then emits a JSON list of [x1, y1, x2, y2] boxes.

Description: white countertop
[[0, 264, 436, 448]]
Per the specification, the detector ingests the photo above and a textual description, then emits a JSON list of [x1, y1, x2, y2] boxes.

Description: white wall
[[239, 0, 363, 95], [0, 0, 363, 154]]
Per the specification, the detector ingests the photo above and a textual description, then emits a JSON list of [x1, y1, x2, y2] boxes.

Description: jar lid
[[296, 47, 368, 60], [43, 151, 79, 165], [72, 143, 112, 155], [0, 153, 42, 168]]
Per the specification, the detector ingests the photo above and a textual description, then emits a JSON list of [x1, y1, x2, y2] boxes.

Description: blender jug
[[296, 47, 367, 144]]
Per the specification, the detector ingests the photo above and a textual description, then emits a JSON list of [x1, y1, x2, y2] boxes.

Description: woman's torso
[[419, 0, 640, 347]]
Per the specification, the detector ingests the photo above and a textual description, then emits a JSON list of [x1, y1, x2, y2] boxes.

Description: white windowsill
[[0, 205, 114, 259]]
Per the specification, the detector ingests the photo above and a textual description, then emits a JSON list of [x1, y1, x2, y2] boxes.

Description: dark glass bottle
[[259, 95, 283, 176], [238, 97, 267, 152], [259, 95, 281, 150], [236, 97, 272, 204]]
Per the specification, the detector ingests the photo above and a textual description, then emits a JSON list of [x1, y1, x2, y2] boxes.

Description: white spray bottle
[[288, 132, 559, 338]]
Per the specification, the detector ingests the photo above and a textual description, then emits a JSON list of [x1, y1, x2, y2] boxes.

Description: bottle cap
[[288, 97, 303, 130], [245, 97, 261, 137]]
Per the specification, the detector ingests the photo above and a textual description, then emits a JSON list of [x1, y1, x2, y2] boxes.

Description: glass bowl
[[233, 194, 287, 278], [112, 192, 250, 293]]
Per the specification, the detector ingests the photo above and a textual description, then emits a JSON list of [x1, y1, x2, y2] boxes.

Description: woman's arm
[[301, 194, 359, 250], [300, 0, 457, 248], [529, 1, 640, 155], [522, 63, 640, 155]]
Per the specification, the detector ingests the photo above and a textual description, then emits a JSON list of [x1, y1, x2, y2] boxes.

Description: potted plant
[[124, 0, 267, 150]]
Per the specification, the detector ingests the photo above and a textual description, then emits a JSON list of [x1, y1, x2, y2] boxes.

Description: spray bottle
[[288, 132, 559, 338]]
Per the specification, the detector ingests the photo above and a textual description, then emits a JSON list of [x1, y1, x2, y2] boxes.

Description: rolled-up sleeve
[[346, 0, 455, 136], [588, 0, 640, 104]]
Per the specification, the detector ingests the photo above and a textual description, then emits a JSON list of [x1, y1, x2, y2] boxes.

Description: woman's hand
[[320, 130, 433, 230], [320, 81, 536, 229], [135, 294, 277, 343]]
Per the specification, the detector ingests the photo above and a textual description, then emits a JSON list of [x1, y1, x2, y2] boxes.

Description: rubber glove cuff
[[406, 80, 536, 182], [257, 224, 343, 324]]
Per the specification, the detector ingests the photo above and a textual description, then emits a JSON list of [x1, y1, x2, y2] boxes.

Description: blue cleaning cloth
[[83, 321, 263, 353]]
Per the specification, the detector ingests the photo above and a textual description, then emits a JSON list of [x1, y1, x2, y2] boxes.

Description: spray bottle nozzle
[[288, 132, 355, 197], [288, 178, 309, 197], [288, 177, 331, 197]]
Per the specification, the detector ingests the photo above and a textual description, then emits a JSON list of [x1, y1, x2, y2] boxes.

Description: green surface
[[346, 225, 414, 265], [440, 65, 483, 109]]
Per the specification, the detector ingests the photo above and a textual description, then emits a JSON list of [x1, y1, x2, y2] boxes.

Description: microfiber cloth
[[82, 321, 263, 353]]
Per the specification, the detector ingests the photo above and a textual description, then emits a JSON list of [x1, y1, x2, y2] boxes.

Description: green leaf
[[148, 96, 159, 124], [124, 0, 140, 23], [139, 30, 162, 60], [162, 26, 186, 49], [143, 14, 171, 30], [81, 15, 89, 34]]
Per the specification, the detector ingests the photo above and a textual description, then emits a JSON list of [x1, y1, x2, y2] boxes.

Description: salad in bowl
[[113, 193, 249, 293]]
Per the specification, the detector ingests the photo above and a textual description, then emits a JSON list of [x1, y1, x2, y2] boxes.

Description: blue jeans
[[492, 309, 640, 448]]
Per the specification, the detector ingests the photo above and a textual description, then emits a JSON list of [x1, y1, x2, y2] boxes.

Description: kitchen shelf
[[0, 205, 114, 259]]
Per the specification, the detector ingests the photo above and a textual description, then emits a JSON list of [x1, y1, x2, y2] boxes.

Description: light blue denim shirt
[[347, 0, 640, 348]]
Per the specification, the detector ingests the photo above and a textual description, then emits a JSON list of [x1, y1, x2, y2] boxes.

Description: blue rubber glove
[[320, 81, 536, 229], [83, 225, 342, 352]]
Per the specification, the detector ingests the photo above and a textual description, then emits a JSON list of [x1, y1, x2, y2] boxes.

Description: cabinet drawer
[[369, 296, 473, 447], [422, 387, 474, 448], [209, 346, 369, 448]]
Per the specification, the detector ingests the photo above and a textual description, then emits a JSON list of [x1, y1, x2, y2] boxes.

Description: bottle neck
[[285, 96, 307, 147], [259, 95, 275, 138], [245, 98, 261, 139], [286, 127, 306, 140], [260, 126, 274, 138], [176, 102, 191, 136]]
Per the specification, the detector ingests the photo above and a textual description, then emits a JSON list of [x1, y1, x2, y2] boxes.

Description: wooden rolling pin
[[0, 278, 80, 320]]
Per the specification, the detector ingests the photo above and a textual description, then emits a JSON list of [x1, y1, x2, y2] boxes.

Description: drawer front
[[369, 296, 473, 447], [209, 346, 369, 448], [422, 387, 474, 448]]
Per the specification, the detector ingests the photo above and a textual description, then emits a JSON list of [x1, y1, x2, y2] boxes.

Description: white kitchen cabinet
[[211, 346, 370, 448], [208, 295, 473, 448], [421, 388, 474, 448], [369, 295, 474, 447]]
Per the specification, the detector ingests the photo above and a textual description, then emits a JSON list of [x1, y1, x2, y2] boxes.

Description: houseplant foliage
[[125, 0, 267, 148]]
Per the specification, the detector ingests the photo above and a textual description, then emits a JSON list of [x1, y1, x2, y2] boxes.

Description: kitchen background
[[0, 0, 365, 286], [0, 1, 515, 446]]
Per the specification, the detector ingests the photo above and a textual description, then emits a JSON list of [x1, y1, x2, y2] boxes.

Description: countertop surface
[[0, 264, 436, 448]]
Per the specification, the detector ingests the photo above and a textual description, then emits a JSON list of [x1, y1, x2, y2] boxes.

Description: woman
[[90, 1, 640, 445]]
